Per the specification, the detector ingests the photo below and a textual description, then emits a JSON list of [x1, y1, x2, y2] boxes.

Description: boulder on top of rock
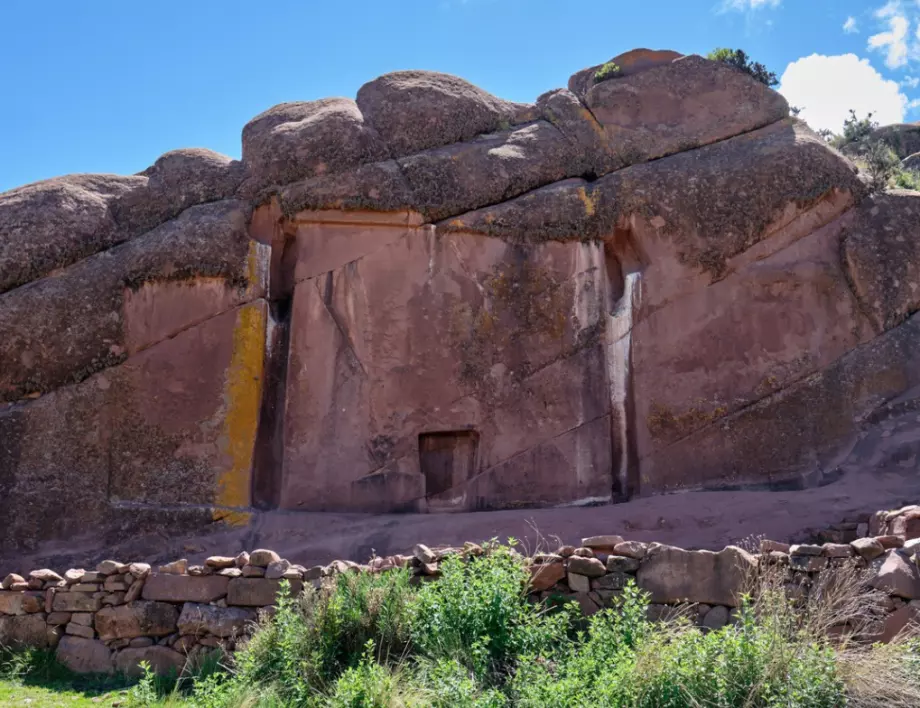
[[277, 160, 416, 217], [567, 48, 684, 100], [356, 70, 531, 158], [241, 98, 388, 195], [0, 199, 265, 403], [584, 54, 789, 170], [537, 89, 614, 176], [871, 551, 920, 600], [637, 545, 756, 607], [112, 148, 246, 234], [397, 120, 583, 222], [843, 191, 920, 333], [0, 174, 144, 294]]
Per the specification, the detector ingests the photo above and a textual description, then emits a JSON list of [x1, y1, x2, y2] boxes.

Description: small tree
[[707, 48, 778, 86], [841, 109, 878, 146]]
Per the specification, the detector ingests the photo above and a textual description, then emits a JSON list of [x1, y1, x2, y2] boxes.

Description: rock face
[[2, 49, 919, 555]]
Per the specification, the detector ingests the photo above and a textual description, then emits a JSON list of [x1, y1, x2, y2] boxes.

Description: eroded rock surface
[[2, 49, 920, 560]]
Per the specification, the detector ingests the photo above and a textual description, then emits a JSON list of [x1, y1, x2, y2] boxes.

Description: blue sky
[[1, 0, 918, 192]]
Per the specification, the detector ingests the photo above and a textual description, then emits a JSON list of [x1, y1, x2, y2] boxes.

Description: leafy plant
[[864, 141, 902, 193], [593, 61, 622, 84], [707, 47, 778, 86]]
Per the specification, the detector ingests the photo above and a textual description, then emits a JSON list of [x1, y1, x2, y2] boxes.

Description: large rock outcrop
[[2, 48, 919, 558]]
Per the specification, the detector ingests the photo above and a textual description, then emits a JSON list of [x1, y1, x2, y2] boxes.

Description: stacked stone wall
[[3, 505, 920, 675]]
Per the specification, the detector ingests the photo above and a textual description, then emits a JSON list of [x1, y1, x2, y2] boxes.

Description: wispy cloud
[[869, 14, 911, 67], [903, 75, 920, 87], [844, 16, 858, 33], [720, 0, 781, 11]]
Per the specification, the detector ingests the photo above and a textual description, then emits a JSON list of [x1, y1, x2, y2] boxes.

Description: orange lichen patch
[[647, 400, 729, 443], [213, 301, 267, 525]]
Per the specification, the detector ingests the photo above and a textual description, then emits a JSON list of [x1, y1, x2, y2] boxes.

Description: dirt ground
[[4, 464, 918, 575]]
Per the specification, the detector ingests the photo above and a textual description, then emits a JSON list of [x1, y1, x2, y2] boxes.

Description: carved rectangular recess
[[419, 431, 479, 498]]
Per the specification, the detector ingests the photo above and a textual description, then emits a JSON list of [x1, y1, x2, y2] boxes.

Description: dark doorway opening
[[419, 431, 479, 499]]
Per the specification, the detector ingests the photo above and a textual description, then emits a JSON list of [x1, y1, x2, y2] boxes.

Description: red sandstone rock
[[871, 552, 920, 600], [177, 603, 255, 638], [529, 563, 565, 591], [226, 578, 303, 606]]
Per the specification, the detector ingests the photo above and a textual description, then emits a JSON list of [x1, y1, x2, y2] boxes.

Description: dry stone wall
[[2, 47, 920, 557], [2, 504, 920, 675]]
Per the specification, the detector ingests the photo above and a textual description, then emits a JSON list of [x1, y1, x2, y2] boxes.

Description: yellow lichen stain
[[647, 400, 728, 441], [580, 107, 606, 139], [245, 241, 268, 297], [577, 187, 597, 217], [213, 301, 266, 525]]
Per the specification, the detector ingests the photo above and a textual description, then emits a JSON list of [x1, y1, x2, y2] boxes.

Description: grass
[[3, 541, 920, 706], [0, 647, 134, 706]]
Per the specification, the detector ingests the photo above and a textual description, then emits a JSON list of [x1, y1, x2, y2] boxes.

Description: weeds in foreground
[[5, 541, 920, 706]]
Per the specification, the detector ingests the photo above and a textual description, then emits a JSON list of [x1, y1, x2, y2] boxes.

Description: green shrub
[[230, 571, 415, 705], [864, 141, 902, 193], [893, 167, 920, 191], [706, 48, 778, 86], [593, 61, 622, 84], [408, 544, 570, 682], [326, 643, 405, 708]]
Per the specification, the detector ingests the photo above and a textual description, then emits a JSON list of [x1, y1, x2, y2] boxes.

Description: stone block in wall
[[177, 603, 256, 638], [871, 551, 920, 600], [56, 636, 113, 675], [95, 601, 179, 641], [0, 614, 50, 648], [637, 545, 755, 607], [52, 593, 102, 613], [141, 575, 229, 604], [114, 646, 186, 678], [226, 578, 304, 607]]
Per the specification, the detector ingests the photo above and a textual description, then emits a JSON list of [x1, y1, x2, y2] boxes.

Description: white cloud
[[869, 14, 911, 68], [844, 16, 858, 33], [903, 75, 920, 87], [779, 54, 907, 133], [909, 98, 920, 109]]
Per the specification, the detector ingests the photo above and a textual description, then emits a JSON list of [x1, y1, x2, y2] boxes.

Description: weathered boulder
[[56, 636, 113, 674], [397, 120, 584, 222], [567, 48, 684, 100], [0, 199, 266, 402], [95, 601, 179, 640], [112, 148, 246, 234], [114, 646, 185, 677], [356, 70, 529, 158], [177, 603, 255, 637], [241, 98, 387, 194], [903, 152, 920, 172], [637, 545, 756, 606], [529, 562, 566, 591], [583, 54, 788, 170], [843, 191, 920, 332], [0, 174, 144, 294]]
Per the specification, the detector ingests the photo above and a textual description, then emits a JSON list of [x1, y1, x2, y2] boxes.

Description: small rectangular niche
[[419, 431, 479, 498]]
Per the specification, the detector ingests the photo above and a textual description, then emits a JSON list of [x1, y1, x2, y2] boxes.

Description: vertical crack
[[251, 231, 295, 510]]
